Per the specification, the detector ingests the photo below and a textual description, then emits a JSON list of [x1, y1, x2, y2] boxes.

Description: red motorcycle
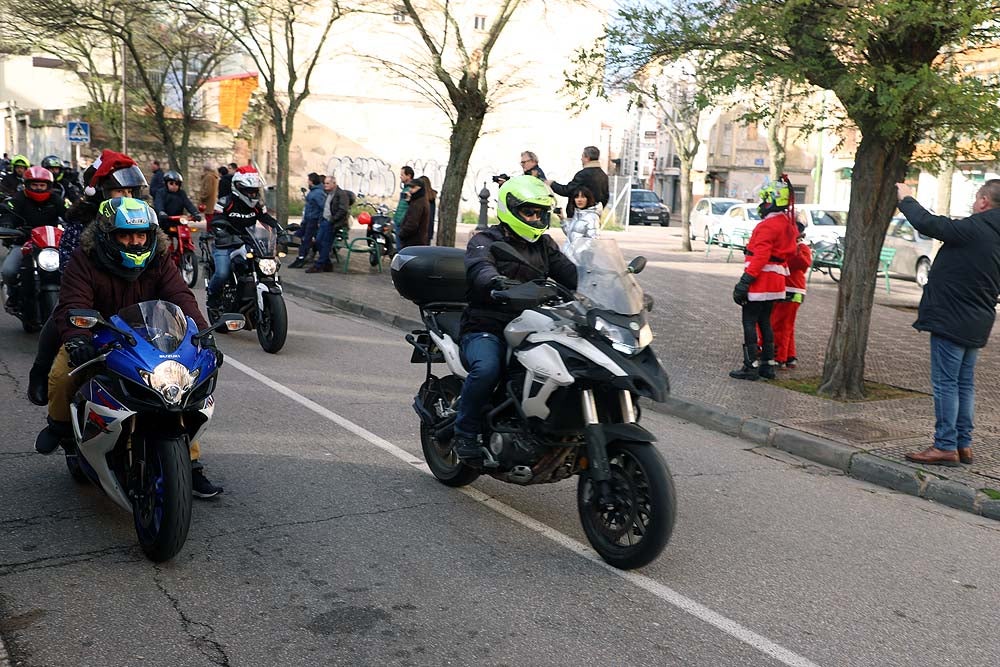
[[0, 224, 63, 332], [163, 215, 199, 288]]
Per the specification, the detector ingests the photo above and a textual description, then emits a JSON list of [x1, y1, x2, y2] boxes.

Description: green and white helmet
[[497, 175, 554, 243]]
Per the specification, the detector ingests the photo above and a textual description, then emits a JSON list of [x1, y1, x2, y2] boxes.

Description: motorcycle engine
[[488, 428, 545, 467]]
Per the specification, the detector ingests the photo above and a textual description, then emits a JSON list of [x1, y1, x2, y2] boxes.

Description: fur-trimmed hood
[[80, 222, 170, 260]]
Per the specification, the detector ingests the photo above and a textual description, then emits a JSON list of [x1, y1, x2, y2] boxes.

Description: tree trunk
[[274, 124, 291, 226], [817, 133, 914, 399], [767, 119, 786, 181], [437, 110, 485, 249], [678, 160, 693, 251]]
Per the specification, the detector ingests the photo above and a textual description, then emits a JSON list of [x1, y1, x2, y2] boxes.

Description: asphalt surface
[[1, 292, 999, 666]]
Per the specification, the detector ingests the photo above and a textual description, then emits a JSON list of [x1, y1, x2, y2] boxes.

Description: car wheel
[[915, 257, 931, 288]]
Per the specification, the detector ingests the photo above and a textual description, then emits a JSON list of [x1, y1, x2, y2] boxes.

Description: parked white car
[[884, 216, 940, 287], [795, 205, 848, 244], [690, 197, 742, 241], [707, 203, 762, 246]]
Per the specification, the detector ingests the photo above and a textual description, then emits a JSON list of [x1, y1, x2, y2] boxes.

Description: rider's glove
[[193, 214, 203, 222], [65, 335, 97, 368], [202, 333, 224, 368], [489, 275, 521, 291], [732, 272, 755, 306]]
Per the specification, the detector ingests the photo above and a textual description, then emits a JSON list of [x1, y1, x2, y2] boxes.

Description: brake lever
[[68, 351, 111, 377]]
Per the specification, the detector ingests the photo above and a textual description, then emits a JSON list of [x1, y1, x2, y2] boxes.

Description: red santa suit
[[743, 211, 797, 300], [771, 240, 812, 364]]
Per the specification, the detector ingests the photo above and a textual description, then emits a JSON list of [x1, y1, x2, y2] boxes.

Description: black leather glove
[[490, 275, 521, 291], [733, 272, 755, 306], [65, 335, 97, 368], [193, 214, 203, 222], [202, 334, 224, 367]]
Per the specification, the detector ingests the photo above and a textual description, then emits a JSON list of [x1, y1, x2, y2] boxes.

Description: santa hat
[[236, 165, 258, 174], [83, 149, 137, 197]]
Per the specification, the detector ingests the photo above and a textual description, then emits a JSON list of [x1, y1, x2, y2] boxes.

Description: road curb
[[281, 278, 996, 522]]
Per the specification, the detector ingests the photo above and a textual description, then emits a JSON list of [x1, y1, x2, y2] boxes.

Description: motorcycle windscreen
[[569, 238, 645, 315], [118, 300, 189, 354], [252, 221, 277, 257]]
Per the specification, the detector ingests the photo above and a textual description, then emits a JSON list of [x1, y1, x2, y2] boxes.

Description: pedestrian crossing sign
[[67, 121, 90, 144]]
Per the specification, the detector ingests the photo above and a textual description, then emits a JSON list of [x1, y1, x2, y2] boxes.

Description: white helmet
[[231, 168, 264, 208]]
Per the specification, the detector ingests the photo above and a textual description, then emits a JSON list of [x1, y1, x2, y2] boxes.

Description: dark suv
[[629, 189, 671, 226]]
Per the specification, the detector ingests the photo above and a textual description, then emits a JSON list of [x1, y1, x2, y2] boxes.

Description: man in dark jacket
[[451, 175, 578, 462], [398, 178, 429, 248], [547, 146, 609, 217], [896, 180, 1000, 466], [153, 170, 202, 225], [36, 196, 224, 497], [149, 160, 166, 202], [289, 172, 327, 268], [306, 175, 350, 273]]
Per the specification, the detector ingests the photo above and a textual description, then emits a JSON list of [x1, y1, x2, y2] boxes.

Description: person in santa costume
[[772, 221, 812, 369], [730, 176, 798, 380]]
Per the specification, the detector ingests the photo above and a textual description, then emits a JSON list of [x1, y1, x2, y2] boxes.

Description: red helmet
[[358, 211, 372, 225], [23, 166, 54, 203]]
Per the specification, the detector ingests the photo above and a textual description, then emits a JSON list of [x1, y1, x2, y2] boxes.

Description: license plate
[[647, 215, 659, 219]]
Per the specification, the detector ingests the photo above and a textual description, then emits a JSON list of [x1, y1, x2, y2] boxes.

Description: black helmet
[[91, 197, 159, 282], [99, 165, 147, 199], [40, 155, 63, 172], [164, 170, 183, 185]]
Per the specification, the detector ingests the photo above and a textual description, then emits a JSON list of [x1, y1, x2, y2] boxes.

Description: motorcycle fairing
[[524, 331, 628, 378], [70, 381, 135, 511], [103, 313, 214, 388], [428, 330, 468, 379], [514, 343, 574, 420], [188, 395, 216, 446]]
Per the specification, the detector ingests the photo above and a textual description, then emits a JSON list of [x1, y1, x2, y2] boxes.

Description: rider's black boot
[[759, 343, 777, 380], [729, 345, 759, 381], [35, 417, 72, 455], [27, 362, 49, 406], [451, 433, 483, 462], [206, 292, 222, 322]]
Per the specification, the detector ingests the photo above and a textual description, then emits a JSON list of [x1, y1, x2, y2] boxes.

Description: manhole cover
[[795, 418, 919, 444]]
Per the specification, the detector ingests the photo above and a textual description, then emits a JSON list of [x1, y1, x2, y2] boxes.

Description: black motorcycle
[[0, 224, 63, 332], [359, 201, 396, 266], [201, 220, 288, 353], [391, 238, 676, 570]]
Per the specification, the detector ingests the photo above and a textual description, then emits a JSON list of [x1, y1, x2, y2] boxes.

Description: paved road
[[1, 294, 999, 666]]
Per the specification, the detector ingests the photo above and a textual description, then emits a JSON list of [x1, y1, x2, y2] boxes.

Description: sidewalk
[[279, 223, 1000, 520]]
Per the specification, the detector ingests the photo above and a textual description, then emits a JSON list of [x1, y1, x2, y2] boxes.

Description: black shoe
[[288, 257, 306, 269], [729, 344, 759, 381], [27, 362, 48, 406], [191, 467, 223, 498], [452, 434, 483, 462], [35, 419, 72, 455], [206, 294, 222, 323], [758, 363, 777, 380]]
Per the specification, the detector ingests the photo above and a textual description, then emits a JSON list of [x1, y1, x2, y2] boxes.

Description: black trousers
[[34, 316, 61, 372], [741, 301, 774, 350]]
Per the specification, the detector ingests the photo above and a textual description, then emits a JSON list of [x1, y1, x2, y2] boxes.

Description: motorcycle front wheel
[[419, 375, 479, 487], [256, 292, 288, 353], [181, 250, 199, 288], [132, 435, 192, 563], [577, 441, 675, 570]]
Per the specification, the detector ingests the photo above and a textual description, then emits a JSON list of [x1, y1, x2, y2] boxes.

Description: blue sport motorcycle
[[65, 300, 244, 562]]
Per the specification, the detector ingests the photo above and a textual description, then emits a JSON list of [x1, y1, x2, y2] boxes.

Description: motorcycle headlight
[[37, 248, 60, 272], [593, 317, 652, 355], [258, 258, 278, 275], [139, 361, 199, 406]]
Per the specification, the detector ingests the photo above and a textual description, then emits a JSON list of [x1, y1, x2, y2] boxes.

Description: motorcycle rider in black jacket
[[205, 166, 277, 321], [153, 170, 202, 226], [1, 167, 67, 308], [40, 155, 82, 203], [452, 175, 578, 461]]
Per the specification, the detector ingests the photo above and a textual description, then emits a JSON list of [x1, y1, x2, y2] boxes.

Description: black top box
[[391, 246, 467, 306]]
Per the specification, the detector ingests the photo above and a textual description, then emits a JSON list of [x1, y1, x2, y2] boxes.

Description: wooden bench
[[706, 227, 753, 263]]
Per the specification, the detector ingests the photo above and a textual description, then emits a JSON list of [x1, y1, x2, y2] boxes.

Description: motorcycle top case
[[390, 246, 467, 306]]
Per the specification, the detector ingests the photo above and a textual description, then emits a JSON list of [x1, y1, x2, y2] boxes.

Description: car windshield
[[566, 238, 645, 315], [118, 300, 189, 353], [810, 210, 847, 226], [711, 201, 739, 214], [632, 192, 658, 204], [252, 221, 277, 256]]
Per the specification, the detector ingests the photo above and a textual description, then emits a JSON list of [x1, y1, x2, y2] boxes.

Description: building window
[[474, 15, 487, 30], [721, 123, 733, 156], [746, 123, 758, 141], [393, 6, 408, 22]]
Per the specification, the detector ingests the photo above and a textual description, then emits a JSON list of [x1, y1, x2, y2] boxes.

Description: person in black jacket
[[148, 160, 166, 202], [896, 180, 1000, 467], [451, 175, 578, 462], [547, 146, 609, 217], [153, 170, 202, 227], [306, 175, 350, 273]]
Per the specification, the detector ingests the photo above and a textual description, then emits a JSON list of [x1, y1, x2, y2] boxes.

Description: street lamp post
[[476, 183, 490, 230]]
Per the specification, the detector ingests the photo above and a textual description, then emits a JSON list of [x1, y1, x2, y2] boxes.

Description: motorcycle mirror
[[627, 256, 647, 274], [68, 309, 102, 329], [491, 242, 545, 278]]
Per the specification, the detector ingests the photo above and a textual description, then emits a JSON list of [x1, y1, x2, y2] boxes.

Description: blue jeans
[[207, 246, 232, 296], [296, 218, 319, 259], [2, 245, 23, 286], [454, 333, 506, 438], [930, 334, 979, 451]]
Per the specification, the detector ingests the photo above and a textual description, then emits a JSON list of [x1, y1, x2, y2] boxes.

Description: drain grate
[[794, 417, 920, 444]]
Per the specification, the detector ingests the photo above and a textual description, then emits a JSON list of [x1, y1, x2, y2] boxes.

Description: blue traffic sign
[[67, 121, 90, 144]]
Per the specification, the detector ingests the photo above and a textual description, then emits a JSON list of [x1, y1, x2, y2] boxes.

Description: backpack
[[345, 189, 357, 207]]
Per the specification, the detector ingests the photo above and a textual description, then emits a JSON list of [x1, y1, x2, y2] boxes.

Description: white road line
[[227, 357, 822, 667]]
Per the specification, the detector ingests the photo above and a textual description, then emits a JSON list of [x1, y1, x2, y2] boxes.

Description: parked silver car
[[884, 216, 940, 287], [690, 197, 742, 241], [795, 205, 848, 244]]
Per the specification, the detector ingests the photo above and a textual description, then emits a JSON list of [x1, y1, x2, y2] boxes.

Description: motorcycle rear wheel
[[256, 292, 288, 353], [419, 376, 479, 487], [577, 441, 675, 570], [181, 250, 199, 288], [133, 436, 192, 562]]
